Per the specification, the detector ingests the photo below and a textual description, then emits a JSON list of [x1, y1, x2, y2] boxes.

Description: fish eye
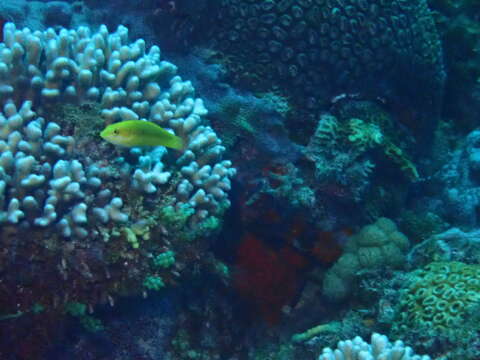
[[113, 129, 119, 135]]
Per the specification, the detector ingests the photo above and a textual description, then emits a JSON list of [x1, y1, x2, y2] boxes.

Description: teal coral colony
[[1, 0, 480, 359], [188, 0, 446, 137]]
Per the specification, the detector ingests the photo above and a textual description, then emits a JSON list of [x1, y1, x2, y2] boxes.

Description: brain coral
[[394, 261, 480, 332], [188, 0, 445, 135], [323, 217, 409, 300]]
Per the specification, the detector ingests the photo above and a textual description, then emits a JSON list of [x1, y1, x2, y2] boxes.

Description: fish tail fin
[[165, 135, 184, 150]]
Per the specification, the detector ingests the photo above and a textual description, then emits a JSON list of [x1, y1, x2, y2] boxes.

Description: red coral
[[230, 186, 345, 324], [233, 233, 308, 325], [311, 231, 346, 265]]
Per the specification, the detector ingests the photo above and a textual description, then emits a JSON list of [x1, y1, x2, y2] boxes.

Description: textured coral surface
[[395, 261, 480, 331], [188, 0, 445, 137]]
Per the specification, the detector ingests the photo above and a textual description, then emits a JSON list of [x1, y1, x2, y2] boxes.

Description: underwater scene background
[[0, 0, 479, 359]]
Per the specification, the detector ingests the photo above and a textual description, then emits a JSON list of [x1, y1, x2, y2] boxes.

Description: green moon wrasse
[[100, 120, 184, 150]]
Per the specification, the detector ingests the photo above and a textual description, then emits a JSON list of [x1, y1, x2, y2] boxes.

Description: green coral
[[347, 118, 384, 150], [65, 302, 87, 317], [194, 216, 221, 237], [159, 203, 223, 241], [213, 260, 230, 279], [123, 227, 140, 249], [394, 261, 480, 332], [153, 251, 176, 268], [336, 101, 420, 181], [79, 315, 104, 333], [159, 204, 195, 232], [64, 301, 104, 332], [307, 107, 419, 195], [383, 142, 419, 181], [323, 218, 409, 300], [291, 321, 341, 343], [171, 329, 202, 360], [143, 275, 165, 291], [254, 163, 315, 209]]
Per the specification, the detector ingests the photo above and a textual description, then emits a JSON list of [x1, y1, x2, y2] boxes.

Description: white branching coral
[[318, 333, 431, 360], [0, 22, 235, 236]]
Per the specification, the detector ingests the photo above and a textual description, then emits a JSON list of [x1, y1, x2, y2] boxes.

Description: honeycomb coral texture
[[211, 0, 444, 117], [395, 261, 480, 331]]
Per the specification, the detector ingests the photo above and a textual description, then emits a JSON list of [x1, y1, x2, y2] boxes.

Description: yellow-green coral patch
[[395, 261, 480, 330]]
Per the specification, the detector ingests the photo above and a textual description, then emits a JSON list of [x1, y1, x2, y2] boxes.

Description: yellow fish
[[100, 120, 184, 150]]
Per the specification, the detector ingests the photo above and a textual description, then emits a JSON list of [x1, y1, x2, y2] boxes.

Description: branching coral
[[318, 333, 431, 360], [0, 22, 235, 357], [0, 21, 235, 235]]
